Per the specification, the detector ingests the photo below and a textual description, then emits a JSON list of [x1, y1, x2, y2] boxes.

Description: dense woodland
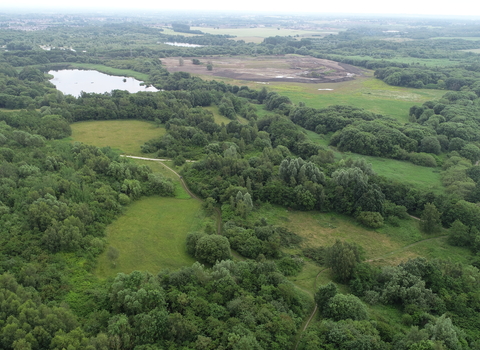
[[1, 11, 480, 350]]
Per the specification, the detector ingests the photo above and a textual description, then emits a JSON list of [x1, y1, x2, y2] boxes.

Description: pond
[[48, 69, 158, 96], [164, 42, 203, 47]]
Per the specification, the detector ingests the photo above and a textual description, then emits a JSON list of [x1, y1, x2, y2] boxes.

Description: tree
[[325, 240, 362, 283], [206, 62, 213, 71], [179, 57, 184, 66], [420, 203, 442, 234], [448, 220, 470, 247], [195, 235, 231, 264], [315, 282, 338, 312]]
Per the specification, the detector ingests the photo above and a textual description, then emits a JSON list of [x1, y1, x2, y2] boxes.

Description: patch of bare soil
[[161, 55, 364, 84]]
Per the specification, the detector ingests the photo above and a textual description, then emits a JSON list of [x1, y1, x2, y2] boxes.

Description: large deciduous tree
[[420, 203, 442, 234], [325, 240, 362, 283]]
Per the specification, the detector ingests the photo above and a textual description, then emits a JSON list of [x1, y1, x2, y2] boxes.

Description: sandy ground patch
[[161, 55, 364, 84]]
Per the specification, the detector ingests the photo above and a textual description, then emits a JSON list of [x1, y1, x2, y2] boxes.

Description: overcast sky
[[3, 0, 480, 18]]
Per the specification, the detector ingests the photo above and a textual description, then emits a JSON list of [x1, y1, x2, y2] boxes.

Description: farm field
[[95, 196, 202, 278], [70, 119, 164, 156], [191, 26, 337, 43]]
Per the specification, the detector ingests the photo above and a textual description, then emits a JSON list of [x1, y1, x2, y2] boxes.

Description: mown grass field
[[69, 120, 164, 156], [269, 73, 445, 124], [95, 196, 202, 278]]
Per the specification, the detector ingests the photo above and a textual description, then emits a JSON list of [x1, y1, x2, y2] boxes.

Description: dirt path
[[294, 268, 327, 350], [122, 155, 222, 235], [367, 235, 447, 263]]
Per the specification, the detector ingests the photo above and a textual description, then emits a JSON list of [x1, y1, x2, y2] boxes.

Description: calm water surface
[[49, 69, 158, 96]]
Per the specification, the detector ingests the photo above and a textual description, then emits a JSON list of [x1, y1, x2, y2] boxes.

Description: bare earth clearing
[[162, 55, 364, 84]]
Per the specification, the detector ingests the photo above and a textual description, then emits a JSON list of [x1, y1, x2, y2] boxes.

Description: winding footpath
[[294, 233, 448, 349], [124, 155, 448, 349], [122, 155, 223, 234]]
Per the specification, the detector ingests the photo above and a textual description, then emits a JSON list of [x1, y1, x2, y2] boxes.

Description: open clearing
[[162, 55, 363, 84], [343, 153, 443, 193], [190, 69, 444, 124], [95, 196, 202, 278], [269, 72, 445, 123], [70, 120, 164, 156]]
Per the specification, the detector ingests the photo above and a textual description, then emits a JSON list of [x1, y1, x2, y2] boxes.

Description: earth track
[[122, 155, 223, 235], [294, 233, 448, 349]]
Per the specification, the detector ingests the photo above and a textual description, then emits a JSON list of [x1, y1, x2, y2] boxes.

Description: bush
[[409, 152, 437, 167], [276, 256, 304, 276], [324, 294, 368, 321], [356, 211, 384, 228]]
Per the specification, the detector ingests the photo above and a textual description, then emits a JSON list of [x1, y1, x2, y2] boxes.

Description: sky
[[3, 0, 480, 18]]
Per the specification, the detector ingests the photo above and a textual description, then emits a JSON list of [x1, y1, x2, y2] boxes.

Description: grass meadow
[[195, 71, 444, 124], [69, 119, 164, 156], [95, 196, 202, 278], [269, 72, 445, 124], [302, 129, 444, 193], [69, 119, 204, 276], [255, 202, 472, 301]]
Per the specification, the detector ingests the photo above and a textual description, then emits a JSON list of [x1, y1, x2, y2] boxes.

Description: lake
[[49, 69, 158, 96]]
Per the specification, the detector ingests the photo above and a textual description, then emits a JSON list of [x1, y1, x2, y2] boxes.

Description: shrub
[[409, 152, 437, 167], [324, 294, 368, 321], [356, 211, 384, 228]]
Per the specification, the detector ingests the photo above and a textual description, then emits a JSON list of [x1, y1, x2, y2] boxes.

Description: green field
[[204, 105, 248, 125], [269, 73, 445, 124], [70, 119, 164, 156], [302, 126, 444, 193], [344, 153, 443, 193], [195, 73, 445, 124], [95, 196, 202, 278]]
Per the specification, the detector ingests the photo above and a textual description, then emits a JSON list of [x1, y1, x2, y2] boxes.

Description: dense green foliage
[[2, 12, 480, 350]]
